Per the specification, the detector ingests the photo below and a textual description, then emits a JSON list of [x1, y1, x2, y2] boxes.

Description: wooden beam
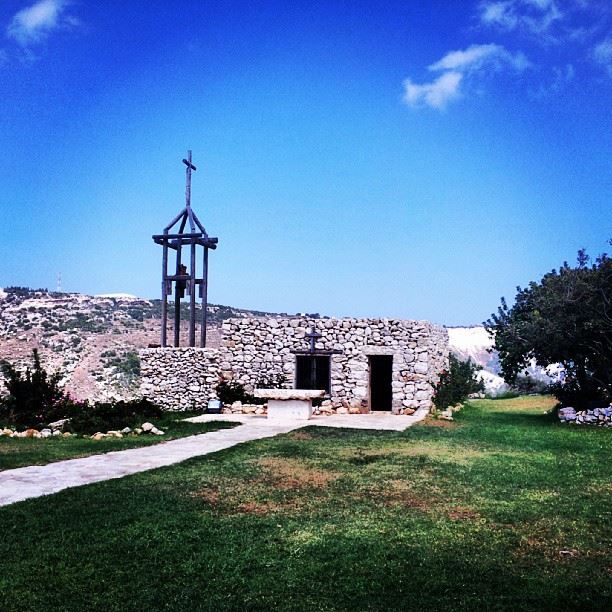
[[201, 247, 209, 347], [161, 241, 168, 347], [189, 240, 196, 347], [174, 246, 182, 347]]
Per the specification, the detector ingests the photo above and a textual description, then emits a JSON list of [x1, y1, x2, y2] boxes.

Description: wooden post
[[161, 237, 168, 347], [201, 247, 209, 347], [189, 239, 196, 347], [173, 245, 182, 347]]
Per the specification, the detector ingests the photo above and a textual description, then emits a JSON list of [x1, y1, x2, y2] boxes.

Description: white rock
[[141, 422, 154, 432], [49, 418, 70, 430]]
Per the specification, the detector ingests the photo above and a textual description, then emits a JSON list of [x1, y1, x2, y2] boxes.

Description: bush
[[0, 351, 161, 433], [215, 381, 257, 405], [432, 355, 484, 411], [0, 350, 73, 427], [216, 374, 287, 407], [513, 374, 549, 395], [255, 373, 287, 390], [67, 398, 162, 435]]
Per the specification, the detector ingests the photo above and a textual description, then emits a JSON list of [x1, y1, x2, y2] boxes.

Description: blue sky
[[0, 0, 610, 325]]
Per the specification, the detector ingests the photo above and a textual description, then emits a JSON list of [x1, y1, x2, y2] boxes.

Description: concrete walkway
[[0, 409, 428, 508]]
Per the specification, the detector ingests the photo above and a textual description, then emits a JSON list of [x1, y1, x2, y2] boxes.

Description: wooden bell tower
[[153, 151, 218, 347]]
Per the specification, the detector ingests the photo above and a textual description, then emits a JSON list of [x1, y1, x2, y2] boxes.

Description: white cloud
[[593, 37, 612, 76], [403, 43, 529, 110], [479, 0, 563, 37], [429, 43, 530, 72], [403, 71, 463, 110], [6, 0, 74, 46]]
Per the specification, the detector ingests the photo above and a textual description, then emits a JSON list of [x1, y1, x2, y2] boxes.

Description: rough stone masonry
[[140, 317, 449, 413]]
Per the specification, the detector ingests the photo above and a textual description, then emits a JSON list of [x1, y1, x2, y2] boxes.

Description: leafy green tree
[[485, 246, 612, 408]]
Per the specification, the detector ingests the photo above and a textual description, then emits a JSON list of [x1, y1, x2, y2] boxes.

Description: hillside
[[0, 287, 281, 401]]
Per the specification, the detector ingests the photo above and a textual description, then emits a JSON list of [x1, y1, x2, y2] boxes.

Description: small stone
[[134, 428, 143, 435], [52, 430, 62, 437], [151, 427, 165, 435], [62, 432, 72, 438], [91, 432, 107, 440], [121, 427, 132, 434], [141, 422, 154, 432], [106, 431, 123, 438], [255, 407, 265, 415], [49, 418, 70, 430], [1, 428, 13, 436], [336, 407, 349, 415], [24, 428, 38, 438], [403, 408, 416, 415], [40, 429, 52, 438]]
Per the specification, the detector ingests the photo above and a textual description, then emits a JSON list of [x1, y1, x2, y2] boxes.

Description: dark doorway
[[369, 355, 393, 411], [295, 355, 331, 394]]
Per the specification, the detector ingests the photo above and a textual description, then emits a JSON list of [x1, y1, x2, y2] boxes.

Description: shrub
[[0, 350, 73, 427], [216, 374, 287, 407], [255, 373, 287, 389], [513, 374, 549, 395], [215, 381, 257, 405], [67, 398, 162, 435], [432, 355, 484, 411]]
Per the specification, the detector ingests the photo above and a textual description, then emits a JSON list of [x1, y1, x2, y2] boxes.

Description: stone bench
[[253, 389, 326, 420]]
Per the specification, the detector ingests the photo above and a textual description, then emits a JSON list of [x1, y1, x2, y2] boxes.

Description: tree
[[432, 354, 484, 410], [485, 246, 612, 408], [0, 350, 68, 426]]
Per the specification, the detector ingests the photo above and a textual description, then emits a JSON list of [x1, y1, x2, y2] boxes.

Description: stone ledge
[[254, 388, 326, 400]]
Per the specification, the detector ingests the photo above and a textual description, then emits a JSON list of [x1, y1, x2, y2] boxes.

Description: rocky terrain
[[0, 287, 280, 401]]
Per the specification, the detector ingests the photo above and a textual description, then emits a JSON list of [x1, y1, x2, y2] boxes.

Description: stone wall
[[140, 317, 448, 412], [140, 348, 221, 411]]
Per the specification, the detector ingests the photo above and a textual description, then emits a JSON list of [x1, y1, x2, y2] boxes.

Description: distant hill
[[0, 287, 283, 401], [447, 325, 560, 396]]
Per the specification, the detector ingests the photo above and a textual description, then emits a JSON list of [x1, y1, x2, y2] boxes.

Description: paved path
[[0, 409, 428, 508]]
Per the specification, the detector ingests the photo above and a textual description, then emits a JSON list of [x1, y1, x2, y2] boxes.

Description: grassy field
[[0, 396, 609, 611], [0, 413, 238, 471]]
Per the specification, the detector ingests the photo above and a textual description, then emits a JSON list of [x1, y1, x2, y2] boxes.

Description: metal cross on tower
[[306, 327, 322, 354], [153, 151, 219, 348]]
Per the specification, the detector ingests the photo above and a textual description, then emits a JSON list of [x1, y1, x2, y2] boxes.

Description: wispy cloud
[[6, 0, 77, 47], [478, 0, 563, 38], [403, 43, 529, 110], [404, 71, 463, 110], [529, 62, 575, 97], [429, 42, 530, 72], [593, 36, 612, 76]]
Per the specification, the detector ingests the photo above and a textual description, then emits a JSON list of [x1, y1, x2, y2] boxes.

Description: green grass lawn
[[0, 413, 238, 471], [0, 396, 610, 611]]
